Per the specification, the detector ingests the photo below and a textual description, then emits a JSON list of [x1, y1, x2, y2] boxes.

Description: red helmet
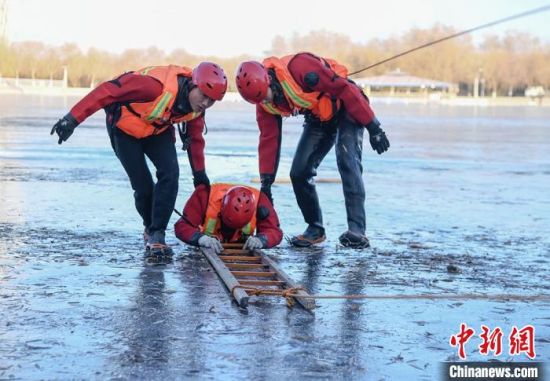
[[235, 61, 269, 104], [192, 62, 227, 101], [221, 186, 256, 229]]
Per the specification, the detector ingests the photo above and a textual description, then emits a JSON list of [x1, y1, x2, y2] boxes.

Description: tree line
[[1, 25, 548, 95]]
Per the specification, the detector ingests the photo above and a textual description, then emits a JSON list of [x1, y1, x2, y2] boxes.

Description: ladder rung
[[219, 255, 262, 262], [231, 271, 276, 278], [222, 243, 244, 249], [239, 280, 286, 286], [223, 249, 251, 255], [225, 263, 268, 270]]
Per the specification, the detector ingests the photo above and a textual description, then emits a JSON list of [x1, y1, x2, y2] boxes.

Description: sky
[[4, 0, 550, 58]]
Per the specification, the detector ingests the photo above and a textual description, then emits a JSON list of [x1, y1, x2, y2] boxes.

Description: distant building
[[354, 69, 458, 96], [525, 86, 545, 99], [0, 66, 69, 90]]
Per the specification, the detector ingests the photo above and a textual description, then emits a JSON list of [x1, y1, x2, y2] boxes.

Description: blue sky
[[5, 0, 550, 57]]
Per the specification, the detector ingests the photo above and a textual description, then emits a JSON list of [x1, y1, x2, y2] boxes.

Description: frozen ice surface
[[0, 95, 548, 379]]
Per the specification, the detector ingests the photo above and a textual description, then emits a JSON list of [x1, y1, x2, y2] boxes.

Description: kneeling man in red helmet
[[175, 183, 283, 253]]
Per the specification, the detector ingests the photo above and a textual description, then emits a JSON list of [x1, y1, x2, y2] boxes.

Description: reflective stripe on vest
[[204, 217, 218, 236], [146, 92, 173, 121], [140, 66, 155, 75], [279, 79, 312, 108], [261, 101, 283, 116]]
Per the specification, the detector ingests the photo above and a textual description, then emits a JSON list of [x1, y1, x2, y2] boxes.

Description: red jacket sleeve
[[69, 72, 163, 123], [255, 192, 283, 248], [287, 53, 376, 126], [186, 115, 206, 173], [256, 105, 282, 177], [174, 184, 209, 245]]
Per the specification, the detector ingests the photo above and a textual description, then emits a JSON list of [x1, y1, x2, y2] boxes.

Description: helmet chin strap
[[220, 221, 232, 233], [173, 76, 193, 115], [268, 69, 285, 105]]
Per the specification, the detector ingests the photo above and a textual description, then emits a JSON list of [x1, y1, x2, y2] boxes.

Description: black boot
[[145, 230, 173, 258], [290, 225, 326, 247], [143, 228, 151, 248], [339, 230, 370, 249]]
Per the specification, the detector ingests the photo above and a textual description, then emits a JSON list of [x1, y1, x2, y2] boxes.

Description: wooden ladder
[[201, 243, 315, 310]]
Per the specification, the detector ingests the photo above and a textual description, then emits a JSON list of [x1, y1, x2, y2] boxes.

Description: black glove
[[50, 113, 79, 145], [193, 170, 210, 188], [365, 118, 390, 155], [260, 174, 275, 204]]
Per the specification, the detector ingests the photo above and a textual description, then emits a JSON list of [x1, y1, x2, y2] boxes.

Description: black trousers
[[290, 114, 366, 234], [109, 126, 179, 233]]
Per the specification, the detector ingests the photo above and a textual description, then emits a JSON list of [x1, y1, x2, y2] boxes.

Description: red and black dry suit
[[174, 184, 283, 248], [257, 52, 379, 235], [68, 67, 209, 234]]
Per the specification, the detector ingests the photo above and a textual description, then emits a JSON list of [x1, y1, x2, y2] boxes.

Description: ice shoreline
[[0, 86, 547, 107]]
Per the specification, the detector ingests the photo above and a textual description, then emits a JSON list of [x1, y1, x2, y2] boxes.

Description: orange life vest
[[116, 65, 202, 139], [261, 54, 348, 122], [201, 183, 261, 242]]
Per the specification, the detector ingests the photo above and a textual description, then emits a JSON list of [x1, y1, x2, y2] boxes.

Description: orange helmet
[[192, 62, 227, 101], [235, 61, 269, 104], [221, 186, 256, 229]]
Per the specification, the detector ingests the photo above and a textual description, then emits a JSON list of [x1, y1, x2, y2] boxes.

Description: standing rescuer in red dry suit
[[174, 183, 282, 252], [50, 63, 227, 257], [235, 52, 390, 249]]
